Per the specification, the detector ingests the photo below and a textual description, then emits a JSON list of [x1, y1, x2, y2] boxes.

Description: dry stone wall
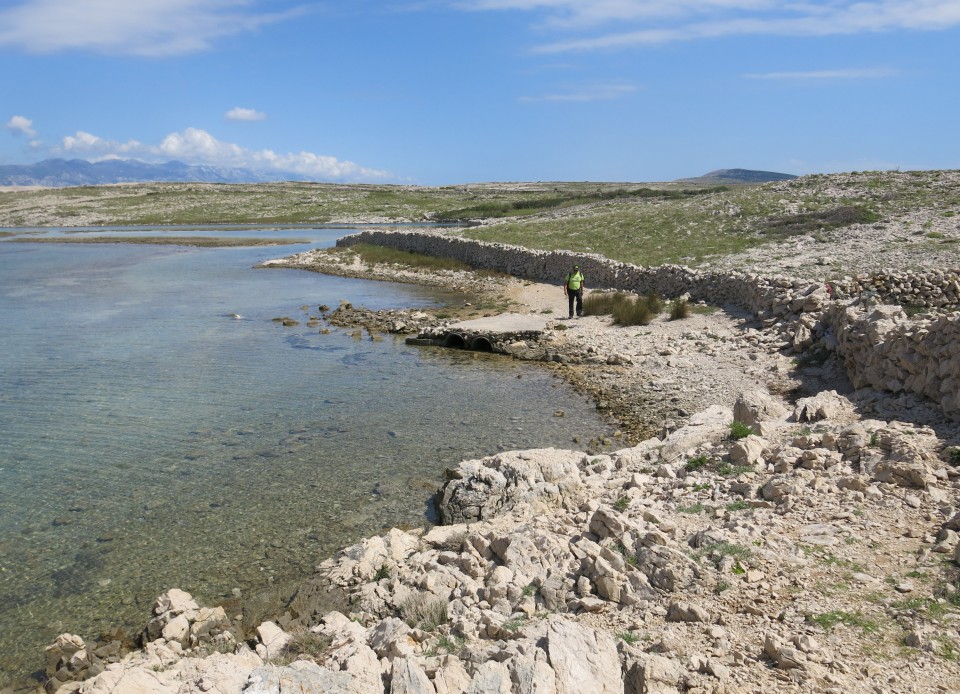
[[338, 230, 960, 420]]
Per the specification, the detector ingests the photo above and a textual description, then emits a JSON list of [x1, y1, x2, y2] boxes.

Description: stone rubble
[[44, 384, 960, 693], [36, 217, 960, 693]]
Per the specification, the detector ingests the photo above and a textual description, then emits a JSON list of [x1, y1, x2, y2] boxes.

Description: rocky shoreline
[[35, 250, 960, 693]]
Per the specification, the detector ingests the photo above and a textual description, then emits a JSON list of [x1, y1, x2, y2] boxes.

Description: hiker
[[563, 264, 585, 318]]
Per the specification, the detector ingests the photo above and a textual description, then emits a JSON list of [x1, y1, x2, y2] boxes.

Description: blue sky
[[1, 0, 958, 184]]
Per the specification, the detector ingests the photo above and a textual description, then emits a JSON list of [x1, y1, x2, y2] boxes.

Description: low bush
[[399, 594, 449, 632], [584, 290, 661, 326], [669, 298, 691, 320], [729, 421, 753, 440]]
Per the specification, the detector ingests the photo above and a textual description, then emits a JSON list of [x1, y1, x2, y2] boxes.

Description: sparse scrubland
[[9, 170, 960, 694]]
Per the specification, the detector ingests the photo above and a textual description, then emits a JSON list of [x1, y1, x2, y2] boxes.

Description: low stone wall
[[338, 229, 960, 420], [820, 303, 960, 417], [835, 268, 960, 308], [337, 229, 818, 319]]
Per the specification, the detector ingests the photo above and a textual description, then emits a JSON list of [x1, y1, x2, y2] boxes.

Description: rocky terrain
[[10, 170, 960, 692], [38, 239, 960, 693]]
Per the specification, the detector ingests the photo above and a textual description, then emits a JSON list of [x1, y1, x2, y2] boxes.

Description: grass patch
[[669, 298, 691, 320], [695, 541, 754, 568], [501, 615, 528, 633], [807, 610, 881, 635], [433, 186, 729, 221], [613, 496, 630, 512], [760, 205, 880, 237], [684, 454, 710, 472], [679, 502, 709, 514], [277, 630, 333, 664], [336, 243, 474, 272], [725, 500, 752, 512], [584, 290, 664, 326], [715, 463, 754, 477], [399, 594, 449, 632]]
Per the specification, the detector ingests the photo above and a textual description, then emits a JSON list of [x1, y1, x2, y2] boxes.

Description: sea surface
[[0, 227, 613, 687]]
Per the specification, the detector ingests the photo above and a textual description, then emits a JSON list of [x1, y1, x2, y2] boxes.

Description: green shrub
[[275, 630, 333, 664], [729, 421, 752, 440], [643, 291, 663, 314], [669, 298, 691, 320], [685, 455, 710, 472], [946, 447, 960, 467], [613, 299, 654, 326], [584, 291, 662, 326], [583, 291, 632, 317]]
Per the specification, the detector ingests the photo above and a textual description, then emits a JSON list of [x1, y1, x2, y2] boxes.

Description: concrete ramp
[[449, 313, 551, 333], [407, 312, 551, 353]]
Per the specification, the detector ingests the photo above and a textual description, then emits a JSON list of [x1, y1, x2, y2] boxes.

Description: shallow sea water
[[0, 228, 613, 686]]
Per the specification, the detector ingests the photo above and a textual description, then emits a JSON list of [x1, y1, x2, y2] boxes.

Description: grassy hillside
[[2, 171, 958, 272]]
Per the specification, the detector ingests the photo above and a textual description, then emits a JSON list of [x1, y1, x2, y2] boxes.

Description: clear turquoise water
[[0, 228, 612, 686]]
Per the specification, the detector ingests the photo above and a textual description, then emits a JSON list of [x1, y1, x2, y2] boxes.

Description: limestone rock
[[438, 449, 587, 524], [546, 617, 621, 694], [734, 390, 788, 426], [793, 390, 846, 422]]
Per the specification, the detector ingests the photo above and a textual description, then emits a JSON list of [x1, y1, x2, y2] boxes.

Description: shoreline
[[35, 244, 960, 693]]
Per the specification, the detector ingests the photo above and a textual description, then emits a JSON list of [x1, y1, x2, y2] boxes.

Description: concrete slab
[[448, 313, 552, 333]]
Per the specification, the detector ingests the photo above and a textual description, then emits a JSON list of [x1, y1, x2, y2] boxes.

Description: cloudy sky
[[1, 0, 958, 184]]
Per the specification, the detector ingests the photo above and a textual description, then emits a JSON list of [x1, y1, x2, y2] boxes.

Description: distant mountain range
[[0, 159, 800, 188], [0, 158, 310, 187], [679, 168, 798, 184]]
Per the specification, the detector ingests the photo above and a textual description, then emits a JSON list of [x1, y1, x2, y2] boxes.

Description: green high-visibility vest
[[566, 271, 584, 290]]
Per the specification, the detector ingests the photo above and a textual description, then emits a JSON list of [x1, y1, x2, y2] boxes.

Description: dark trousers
[[568, 288, 583, 317]]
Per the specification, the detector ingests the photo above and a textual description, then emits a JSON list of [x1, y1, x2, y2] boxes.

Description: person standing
[[564, 264, 585, 318]]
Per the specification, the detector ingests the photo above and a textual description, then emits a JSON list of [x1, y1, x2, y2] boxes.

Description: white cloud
[[226, 107, 267, 122], [744, 68, 901, 80], [54, 126, 388, 181], [0, 0, 306, 56], [520, 82, 637, 102], [5, 115, 38, 137], [456, 1, 960, 51], [4, 116, 37, 137]]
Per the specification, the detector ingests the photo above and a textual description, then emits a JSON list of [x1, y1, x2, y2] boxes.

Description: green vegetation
[[807, 610, 881, 635], [613, 496, 630, 512], [3, 171, 958, 274], [432, 185, 729, 221], [618, 631, 641, 645], [277, 630, 333, 664], [729, 421, 753, 440], [399, 594, 449, 632], [695, 541, 754, 568], [715, 463, 754, 477], [684, 454, 710, 472], [328, 243, 476, 272], [946, 447, 960, 467], [583, 290, 664, 326], [669, 298, 691, 320], [501, 615, 528, 633]]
